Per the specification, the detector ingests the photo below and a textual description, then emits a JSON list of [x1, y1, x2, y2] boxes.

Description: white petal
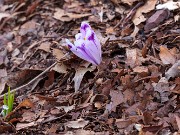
[[2, 105, 9, 110], [75, 33, 83, 40]]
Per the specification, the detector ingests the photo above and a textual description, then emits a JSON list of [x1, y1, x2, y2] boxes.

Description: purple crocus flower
[[66, 22, 102, 65]]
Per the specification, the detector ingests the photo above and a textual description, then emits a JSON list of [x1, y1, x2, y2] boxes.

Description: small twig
[[114, 1, 144, 29], [0, 11, 25, 30], [0, 53, 69, 98], [0, 2, 25, 30], [134, 75, 159, 83], [122, 2, 144, 27]]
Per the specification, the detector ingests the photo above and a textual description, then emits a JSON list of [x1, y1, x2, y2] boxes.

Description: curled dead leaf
[[53, 8, 91, 22], [73, 66, 95, 92], [159, 46, 176, 65], [132, 0, 157, 26], [15, 99, 34, 111], [165, 60, 180, 80], [16, 122, 36, 131], [64, 119, 89, 129]]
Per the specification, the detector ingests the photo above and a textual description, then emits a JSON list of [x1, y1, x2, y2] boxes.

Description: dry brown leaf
[[110, 90, 124, 108], [38, 42, 51, 52], [0, 69, 7, 78], [21, 111, 36, 122], [56, 105, 75, 113], [165, 60, 180, 80], [0, 124, 15, 133], [36, 94, 57, 101], [19, 21, 39, 36], [0, 78, 6, 94], [52, 63, 67, 74], [73, 66, 95, 92], [95, 30, 109, 45], [142, 124, 163, 133], [126, 48, 141, 68], [130, 25, 139, 38], [47, 124, 58, 134], [94, 102, 103, 109], [175, 115, 180, 131], [143, 111, 153, 125], [121, 0, 140, 6], [106, 27, 115, 35], [53, 8, 91, 22], [15, 99, 34, 110], [116, 119, 132, 129], [0, 12, 10, 21], [67, 12, 91, 19], [64, 118, 89, 129], [73, 129, 95, 135], [16, 122, 36, 131], [123, 89, 134, 102], [132, 0, 157, 25], [44, 70, 55, 88], [52, 48, 65, 60], [133, 66, 149, 77], [159, 46, 176, 65]]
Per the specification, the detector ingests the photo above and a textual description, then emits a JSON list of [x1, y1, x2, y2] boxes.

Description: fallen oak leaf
[[21, 111, 36, 122], [64, 118, 89, 129], [0, 13, 10, 21], [132, 0, 157, 26], [73, 66, 95, 92], [73, 129, 96, 135], [19, 20, 39, 36], [106, 90, 124, 112], [52, 48, 65, 60], [142, 124, 163, 133], [0, 124, 15, 133], [35, 94, 57, 101], [5, 99, 34, 120], [15, 99, 34, 110], [165, 60, 180, 80], [16, 122, 36, 131], [126, 48, 141, 68], [67, 12, 92, 19], [53, 8, 91, 22], [121, 0, 140, 6], [52, 63, 68, 74], [56, 105, 75, 113], [116, 119, 132, 129], [159, 46, 176, 65], [175, 115, 180, 131]]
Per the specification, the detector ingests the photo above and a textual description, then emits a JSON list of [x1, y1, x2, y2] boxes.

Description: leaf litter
[[0, 0, 179, 134]]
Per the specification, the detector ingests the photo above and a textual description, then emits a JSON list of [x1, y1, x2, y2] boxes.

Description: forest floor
[[0, 0, 180, 134]]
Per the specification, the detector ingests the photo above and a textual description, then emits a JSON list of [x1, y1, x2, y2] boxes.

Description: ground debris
[[0, 0, 179, 134]]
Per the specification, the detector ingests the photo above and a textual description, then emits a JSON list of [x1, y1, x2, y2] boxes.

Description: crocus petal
[[66, 39, 97, 65], [66, 22, 102, 65], [75, 33, 83, 40], [80, 22, 91, 36], [84, 40, 101, 65], [74, 39, 99, 65], [85, 29, 101, 57], [65, 39, 74, 49]]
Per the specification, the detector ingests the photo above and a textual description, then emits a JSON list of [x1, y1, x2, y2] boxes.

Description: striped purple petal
[[66, 22, 102, 65], [80, 22, 91, 36]]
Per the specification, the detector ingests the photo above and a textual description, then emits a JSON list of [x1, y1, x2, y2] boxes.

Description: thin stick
[[0, 53, 69, 98]]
